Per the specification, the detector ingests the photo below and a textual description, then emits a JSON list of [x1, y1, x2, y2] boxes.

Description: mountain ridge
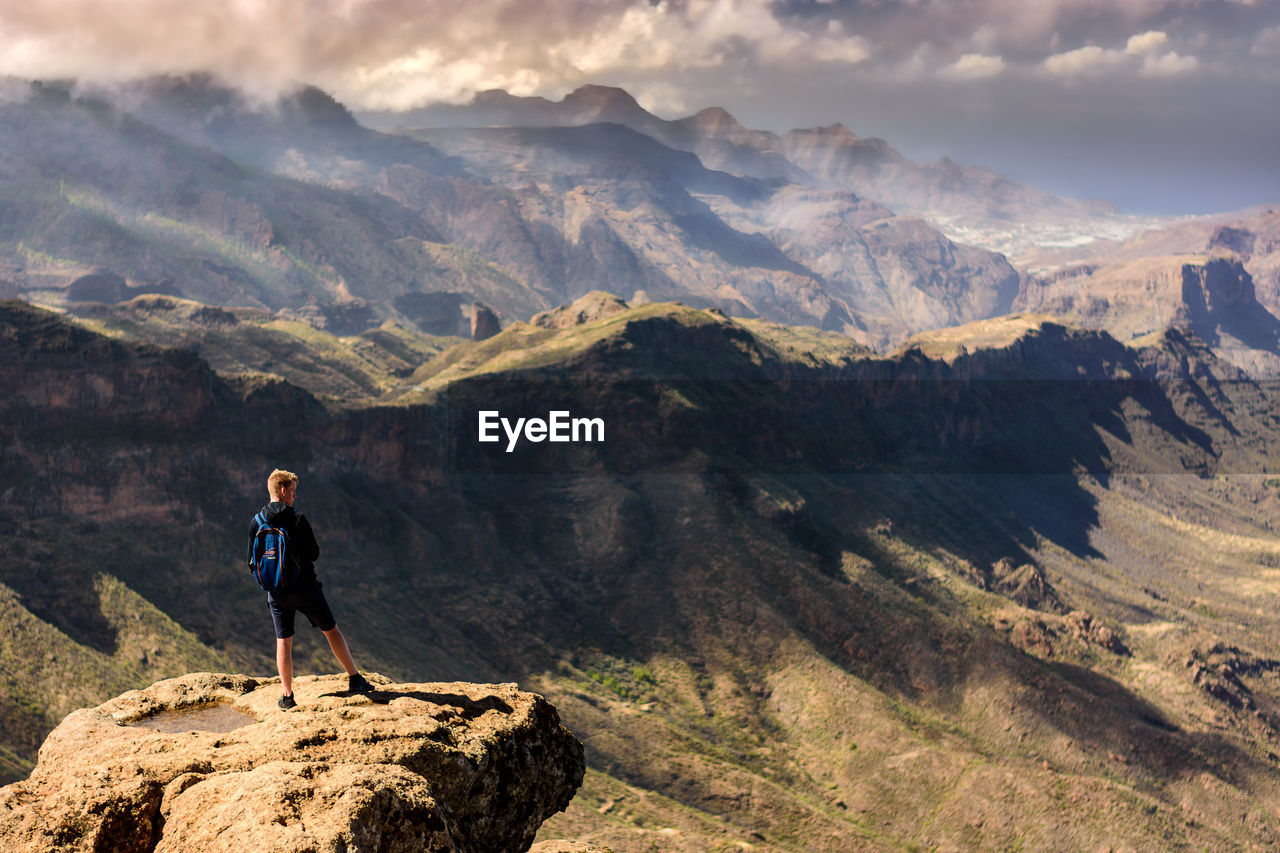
[[4, 75, 1029, 349], [366, 83, 1126, 244], [7, 297, 1280, 848]]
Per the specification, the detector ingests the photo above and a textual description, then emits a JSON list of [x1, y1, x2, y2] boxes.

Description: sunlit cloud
[[1139, 51, 1200, 77], [1125, 30, 1169, 56], [1044, 31, 1199, 81], [937, 54, 1007, 81], [0, 0, 1272, 214], [1043, 45, 1131, 78]]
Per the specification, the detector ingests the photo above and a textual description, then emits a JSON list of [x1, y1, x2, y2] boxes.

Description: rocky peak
[[473, 88, 547, 108], [790, 122, 860, 145], [561, 85, 648, 124], [279, 84, 360, 131], [471, 301, 502, 341], [687, 106, 745, 136], [1209, 224, 1257, 257], [0, 672, 584, 853], [780, 125, 902, 174], [531, 291, 631, 329]]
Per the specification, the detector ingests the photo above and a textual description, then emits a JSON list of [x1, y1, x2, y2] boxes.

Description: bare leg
[[322, 626, 358, 676], [276, 637, 294, 696]]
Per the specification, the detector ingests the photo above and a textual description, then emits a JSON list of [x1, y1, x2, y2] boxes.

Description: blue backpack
[[249, 512, 301, 593]]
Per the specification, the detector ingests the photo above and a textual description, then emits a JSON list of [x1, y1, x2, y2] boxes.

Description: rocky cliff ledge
[[0, 673, 585, 853]]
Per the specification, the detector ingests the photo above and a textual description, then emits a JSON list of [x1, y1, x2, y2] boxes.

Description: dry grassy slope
[[532, 471, 1280, 851], [0, 558, 229, 781], [5, 299, 1280, 850], [61, 294, 460, 404]]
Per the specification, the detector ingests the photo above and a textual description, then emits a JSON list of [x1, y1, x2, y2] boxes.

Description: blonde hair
[[267, 469, 298, 499]]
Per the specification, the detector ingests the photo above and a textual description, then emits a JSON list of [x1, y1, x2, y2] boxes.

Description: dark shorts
[[267, 579, 336, 639]]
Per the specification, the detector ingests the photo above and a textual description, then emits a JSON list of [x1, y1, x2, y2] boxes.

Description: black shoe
[[348, 673, 374, 694], [278, 693, 297, 710]]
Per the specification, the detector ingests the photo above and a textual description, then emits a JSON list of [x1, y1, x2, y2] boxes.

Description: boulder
[[0, 672, 584, 853]]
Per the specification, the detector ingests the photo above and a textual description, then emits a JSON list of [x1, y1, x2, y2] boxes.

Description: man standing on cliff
[[248, 468, 374, 709]]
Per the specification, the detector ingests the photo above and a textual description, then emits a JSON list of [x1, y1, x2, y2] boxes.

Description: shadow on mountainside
[[0, 536, 120, 656], [615, 469, 1278, 800], [4, 302, 1278, 844]]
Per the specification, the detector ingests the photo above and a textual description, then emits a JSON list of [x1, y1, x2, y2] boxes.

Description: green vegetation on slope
[[4, 299, 1280, 850], [64, 294, 460, 403]]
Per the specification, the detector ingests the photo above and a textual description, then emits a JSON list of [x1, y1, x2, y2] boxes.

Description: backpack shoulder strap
[[249, 513, 269, 567]]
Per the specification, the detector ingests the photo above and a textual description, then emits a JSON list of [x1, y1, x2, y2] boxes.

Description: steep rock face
[[471, 302, 502, 341], [0, 300, 216, 432], [0, 672, 584, 853], [1020, 209, 1280, 321], [1017, 254, 1280, 375], [705, 186, 1020, 347]]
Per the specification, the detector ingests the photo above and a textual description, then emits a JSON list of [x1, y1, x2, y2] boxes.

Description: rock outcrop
[[1015, 254, 1280, 374], [1015, 255, 1261, 340], [531, 292, 631, 329], [0, 672, 584, 853], [471, 302, 502, 341]]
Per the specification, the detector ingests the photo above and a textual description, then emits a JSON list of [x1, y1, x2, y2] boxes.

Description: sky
[[0, 0, 1277, 214]]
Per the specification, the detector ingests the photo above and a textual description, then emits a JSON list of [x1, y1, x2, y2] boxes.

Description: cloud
[[629, 81, 691, 116], [1044, 31, 1200, 80], [1125, 30, 1169, 56], [547, 0, 868, 75], [0, 0, 1269, 115], [0, 0, 870, 110], [1140, 51, 1200, 77], [1043, 45, 1131, 78], [1250, 25, 1280, 56], [937, 53, 1007, 81]]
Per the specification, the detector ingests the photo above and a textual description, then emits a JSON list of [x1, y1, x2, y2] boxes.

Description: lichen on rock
[[0, 672, 585, 853]]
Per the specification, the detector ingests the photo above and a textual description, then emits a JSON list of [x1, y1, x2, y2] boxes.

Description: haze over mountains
[[0, 75, 1112, 351], [1, 74, 1267, 364], [368, 84, 1170, 256], [5, 75, 1268, 365]]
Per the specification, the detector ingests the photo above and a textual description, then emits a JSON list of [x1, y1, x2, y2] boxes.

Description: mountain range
[[4, 76, 1271, 366], [4, 71, 1280, 850], [0, 77, 1030, 350], [6, 294, 1280, 849], [367, 84, 1170, 257]]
